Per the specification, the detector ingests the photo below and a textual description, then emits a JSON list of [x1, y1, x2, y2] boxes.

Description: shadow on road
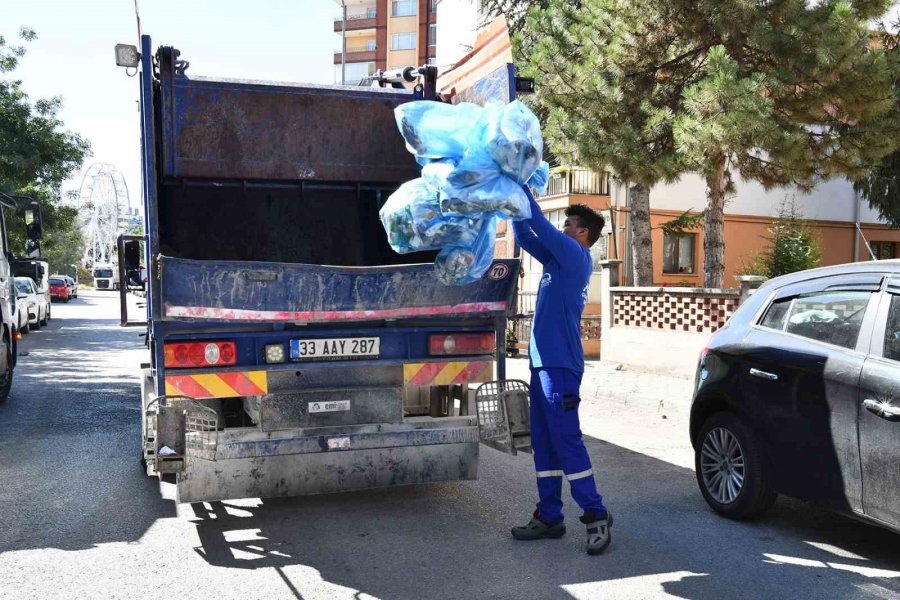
[[181, 437, 900, 600]]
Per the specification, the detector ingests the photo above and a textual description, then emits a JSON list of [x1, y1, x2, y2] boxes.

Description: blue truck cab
[[128, 37, 522, 502]]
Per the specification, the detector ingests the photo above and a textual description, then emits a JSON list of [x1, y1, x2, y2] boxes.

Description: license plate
[[290, 337, 380, 361]]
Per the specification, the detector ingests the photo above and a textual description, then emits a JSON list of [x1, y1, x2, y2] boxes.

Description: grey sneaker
[[582, 512, 613, 555], [511, 514, 566, 540]]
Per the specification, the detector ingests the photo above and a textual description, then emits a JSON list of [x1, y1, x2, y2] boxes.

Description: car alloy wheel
[[700, 427, 745, 505]]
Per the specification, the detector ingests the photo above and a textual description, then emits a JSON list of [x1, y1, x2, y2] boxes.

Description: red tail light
[[164, 341, 237, 368], [428, 333, 495, 356]]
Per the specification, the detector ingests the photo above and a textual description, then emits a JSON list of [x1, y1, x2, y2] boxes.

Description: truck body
[[93, 263, 118, 290], [130, 37, 523, 503]]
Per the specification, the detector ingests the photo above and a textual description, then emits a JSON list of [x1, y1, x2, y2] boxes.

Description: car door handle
[[863, 399, 900, 421], [749, 368, 779, 381]]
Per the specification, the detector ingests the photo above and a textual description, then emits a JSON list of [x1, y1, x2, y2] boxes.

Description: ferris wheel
[[77, 163, 132, 267]]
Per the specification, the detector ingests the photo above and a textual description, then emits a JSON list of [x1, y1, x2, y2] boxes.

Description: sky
[[3, 0, 342, 212], [3, 0, 900, 215]]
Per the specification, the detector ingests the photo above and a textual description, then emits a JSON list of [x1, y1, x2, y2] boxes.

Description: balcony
[[543, 167, 611, 197], [334, 14, 377, 32], [333, 49, 377, 64]]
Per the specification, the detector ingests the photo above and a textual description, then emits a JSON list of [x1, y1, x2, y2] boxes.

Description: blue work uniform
[[512, 189, 607, 524]]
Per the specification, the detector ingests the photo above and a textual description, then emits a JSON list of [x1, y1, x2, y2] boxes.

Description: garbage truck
[[117, 36, 530, 503]]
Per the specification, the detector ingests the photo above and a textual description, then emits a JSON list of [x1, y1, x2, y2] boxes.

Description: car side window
[[884, 295, 900, 362], [759, 291, 872, 350]]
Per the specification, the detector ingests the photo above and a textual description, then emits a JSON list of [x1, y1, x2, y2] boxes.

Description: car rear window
[[885, 296, 900, 362], [49, 278, 65, 285], [759, 291, 872, 350]]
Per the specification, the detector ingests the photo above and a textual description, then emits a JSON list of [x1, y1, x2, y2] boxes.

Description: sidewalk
[[504, 356, 696, 417]]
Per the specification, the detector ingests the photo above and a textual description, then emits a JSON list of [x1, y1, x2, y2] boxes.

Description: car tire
[[40, 308, 48, 326], [32, 317, 40, 330], [695, 412, 777, 520], [0, 331, 13, 404], [20, 322, 29, 334]]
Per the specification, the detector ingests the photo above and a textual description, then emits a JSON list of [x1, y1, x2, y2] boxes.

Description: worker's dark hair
[[565, 204, 605, 246]]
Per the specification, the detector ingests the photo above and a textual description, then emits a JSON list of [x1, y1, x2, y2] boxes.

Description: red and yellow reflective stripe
[[165, 371, 267, 399], [403, 361, 493, 386]]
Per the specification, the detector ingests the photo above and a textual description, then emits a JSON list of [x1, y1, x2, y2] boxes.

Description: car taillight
[[164, 341, 237, 368], [428, 333, 495, 356]]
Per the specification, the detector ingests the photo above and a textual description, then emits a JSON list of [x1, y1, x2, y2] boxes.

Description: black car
[[691, 260, 900, 532]]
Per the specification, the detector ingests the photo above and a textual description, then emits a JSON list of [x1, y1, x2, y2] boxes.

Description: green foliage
[[740, 200, 821, 279], [659, 209, 705, 235], [854, 26, 900, 227], [518, 0, 899, 285], [0, 28, 89, 269]]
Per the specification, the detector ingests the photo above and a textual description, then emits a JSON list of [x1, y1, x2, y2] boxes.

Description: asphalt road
[[1, 290, 899, 600]]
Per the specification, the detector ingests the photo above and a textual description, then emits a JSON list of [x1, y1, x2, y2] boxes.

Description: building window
[[663, 232, 696, 274], [426, 57, 437, 66], [392, 32, 416, 50], [428, 24, 437, 46], [366, 39, 376, 51], [871, 241, 897, 260], [367, 7, 377, 18], [392, 0, 416, 16], [335, 61, 376, 84], [430, 0, 437, 12]]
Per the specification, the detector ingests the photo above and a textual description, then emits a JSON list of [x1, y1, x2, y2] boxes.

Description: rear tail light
[[164, 341, 236, 368], [428, 332, 495, 356]]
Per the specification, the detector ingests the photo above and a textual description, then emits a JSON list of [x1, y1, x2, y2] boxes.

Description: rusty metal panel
[[162, 77, 420, 182]]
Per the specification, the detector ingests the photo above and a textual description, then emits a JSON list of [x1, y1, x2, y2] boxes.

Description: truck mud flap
[[175, 422, 479, 503]]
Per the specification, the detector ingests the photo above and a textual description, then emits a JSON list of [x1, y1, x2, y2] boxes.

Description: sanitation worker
[[510, 187, 612, 555]]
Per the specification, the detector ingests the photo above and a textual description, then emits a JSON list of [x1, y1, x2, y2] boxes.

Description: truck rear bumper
[[175, 420, 479, 503]]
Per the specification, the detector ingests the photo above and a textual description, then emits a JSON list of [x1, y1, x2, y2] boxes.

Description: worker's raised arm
[[512, 219, 552, 264], [521, 186, 583, 263]]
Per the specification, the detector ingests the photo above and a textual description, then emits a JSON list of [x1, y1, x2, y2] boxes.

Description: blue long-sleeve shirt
[[513, 189, 592, 374]]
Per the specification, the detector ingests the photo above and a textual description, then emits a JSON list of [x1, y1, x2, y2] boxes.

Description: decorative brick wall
[[611, 288, 739, 334]]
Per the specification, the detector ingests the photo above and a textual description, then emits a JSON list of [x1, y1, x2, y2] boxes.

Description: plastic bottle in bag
[[434, 215, 498, 285], [480, 101, 543, 184]]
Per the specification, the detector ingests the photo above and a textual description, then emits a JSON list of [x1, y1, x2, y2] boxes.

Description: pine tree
[[520, 0, 688, 285], [670, 0, 898, 287], [518, 0, 898, 288]]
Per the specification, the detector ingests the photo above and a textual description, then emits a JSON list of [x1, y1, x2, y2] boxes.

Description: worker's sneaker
[[511, 512, 566, 540], [581, 511, 613, 555]]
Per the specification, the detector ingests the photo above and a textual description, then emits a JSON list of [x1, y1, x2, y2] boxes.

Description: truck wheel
[[0, 334, 13, 404]]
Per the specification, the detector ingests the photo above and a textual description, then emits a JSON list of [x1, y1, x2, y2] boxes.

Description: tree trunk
[[629, 183, 653, 286], [704, 154, 727, 289]]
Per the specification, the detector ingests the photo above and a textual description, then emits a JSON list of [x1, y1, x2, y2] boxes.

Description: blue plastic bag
[[384, 98, 546, 285], [395, 102, 483, 162], [380, 179, 480, 254], [527, 161, 550, 196], [480, 101, 543, 184], [434, 215, 498, 285]]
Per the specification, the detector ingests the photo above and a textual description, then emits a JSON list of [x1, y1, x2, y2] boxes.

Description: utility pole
[[340, 0, 347, 84]]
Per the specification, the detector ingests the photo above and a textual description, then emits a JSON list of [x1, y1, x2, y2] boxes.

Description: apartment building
[[333, 0, 438, 84]]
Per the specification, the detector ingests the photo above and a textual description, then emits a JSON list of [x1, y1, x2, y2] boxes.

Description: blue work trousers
[[530, 368, 606, 524]]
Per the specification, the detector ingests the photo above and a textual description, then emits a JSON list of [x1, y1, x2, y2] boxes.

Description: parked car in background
[[14, 277, 42, 332], [54, 274, 78, 299], [11, 259, 51, 326], [49, 276, 70, 302], [691, 260, 900, 534]]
